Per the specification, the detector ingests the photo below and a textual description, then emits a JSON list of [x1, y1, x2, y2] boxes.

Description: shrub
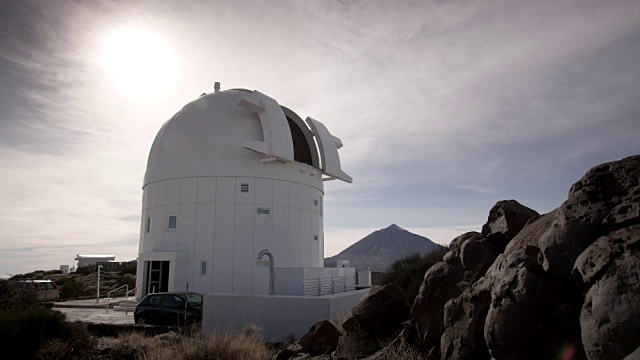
[[75, 266, 95, 276], [383, 246, 449, 303], [0, 307, 95, 359], [118, 265, 137, 276], [0, 279, 38, 311], [57, 277, 88, 299], [116, 274, 136, 289]]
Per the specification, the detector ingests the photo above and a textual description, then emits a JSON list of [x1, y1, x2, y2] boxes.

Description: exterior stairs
[[112, 299, 138, 312]]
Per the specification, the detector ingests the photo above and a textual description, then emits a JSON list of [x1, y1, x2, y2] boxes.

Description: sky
[[1, 0, 639, 276]]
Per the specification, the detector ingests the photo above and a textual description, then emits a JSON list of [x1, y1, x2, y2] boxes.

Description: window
[[200, 261, 207, 276], [257, 208, 270, 215], [240, 183, 249, 193], [167, 215, 177, 230], [313, 199, 319, 206], [313, 235, 319, 241], [145, 217, 152, 233]]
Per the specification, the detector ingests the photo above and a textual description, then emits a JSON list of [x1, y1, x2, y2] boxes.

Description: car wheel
[[137, 317, 146, 325]]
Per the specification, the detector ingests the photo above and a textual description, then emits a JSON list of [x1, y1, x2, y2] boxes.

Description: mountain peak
[[386, 224, 405, 231], [326, 224, 444, 271]]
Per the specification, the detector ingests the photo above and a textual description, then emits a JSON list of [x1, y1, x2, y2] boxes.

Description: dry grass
[[112, 325, 273, 360], [374, 334, 432, 360]]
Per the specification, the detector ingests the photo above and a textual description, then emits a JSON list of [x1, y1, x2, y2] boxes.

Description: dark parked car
[[134, 292, 203, 326]]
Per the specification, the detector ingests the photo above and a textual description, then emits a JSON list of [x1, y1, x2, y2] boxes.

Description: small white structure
[[59, 265, 70, 274], [136, 84, 352, 297], [75, 255, 115, 268]]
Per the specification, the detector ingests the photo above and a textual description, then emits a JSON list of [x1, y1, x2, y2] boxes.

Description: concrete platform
[[54, 297, 135, 324]]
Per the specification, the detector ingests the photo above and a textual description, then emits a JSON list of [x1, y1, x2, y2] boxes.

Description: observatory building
[[135, 83, 353, 301]]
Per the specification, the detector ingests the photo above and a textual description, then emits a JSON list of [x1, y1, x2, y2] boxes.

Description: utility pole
[[96, 265, 103, 303]]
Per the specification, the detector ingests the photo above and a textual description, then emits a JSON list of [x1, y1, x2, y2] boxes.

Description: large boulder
[[334, 332, 379, 360], [459, 233, 498, 283], [539, 155, 640, 279], [483, 245, 584, 360], [298, 320, 342, 355], [440, 278, 492, 360], [579, 225, 640, 360], [350, 284, 411, 335], [481, 200, 539, 251], [440, 211, 558, 360], [411, 246, 465, 351]]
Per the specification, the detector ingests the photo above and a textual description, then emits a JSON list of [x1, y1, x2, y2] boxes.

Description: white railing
[[105, 285, 128, 314]]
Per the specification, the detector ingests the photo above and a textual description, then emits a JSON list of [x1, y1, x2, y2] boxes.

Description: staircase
[[113, 299, 138, 312]]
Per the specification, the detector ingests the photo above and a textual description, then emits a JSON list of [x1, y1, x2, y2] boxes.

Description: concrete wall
[[202, 289, 369, 341]]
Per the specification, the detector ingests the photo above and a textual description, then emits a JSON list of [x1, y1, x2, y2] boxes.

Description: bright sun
[[101, 28, 177, 101]]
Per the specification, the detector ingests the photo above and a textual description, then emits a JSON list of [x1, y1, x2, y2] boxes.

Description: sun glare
[[101, 28, 177, 101]]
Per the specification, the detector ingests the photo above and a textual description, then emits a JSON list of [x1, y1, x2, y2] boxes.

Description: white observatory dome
[[136, 85, 351, 298]]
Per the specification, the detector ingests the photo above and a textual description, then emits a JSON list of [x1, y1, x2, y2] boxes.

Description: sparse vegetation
[[119, 265, 137, 276], [383, 246, 448, 303], [111, 326, 273, 360], [9, 269, 62, 281], [56, 277, 90, 299], [0, 279, 94, 359]]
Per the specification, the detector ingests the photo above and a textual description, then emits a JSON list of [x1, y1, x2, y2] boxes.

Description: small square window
[[240, 184, 249, 193], [167, 215, 177, 230], [200, 261, 207, 276], [313, 199, 319, 206], [257, 208, 270, 215], [145, 217, 152, 233], [313, 235, 319, 241]]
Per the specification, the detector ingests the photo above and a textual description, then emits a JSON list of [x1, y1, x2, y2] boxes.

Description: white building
[[136, 84, 352, 299], [75, 254, 116, 268]]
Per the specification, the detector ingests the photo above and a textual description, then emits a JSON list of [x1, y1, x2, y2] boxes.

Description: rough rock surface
[[411, 246, 465, 351], [350, 284, 411, 334], [439, 211, 560, 360], [298, 320, 342, 355], [579, 225, 640, 360], [481, 200, 540, 251], [440, 278, 491, 360], [333, 284, 412, 359], [459, 233, 498, 283], [540, 157, 640, 279], [483, 245, 583, 360]]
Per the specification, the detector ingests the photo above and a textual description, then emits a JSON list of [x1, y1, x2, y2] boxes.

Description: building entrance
[[146, 261, 169, 294]]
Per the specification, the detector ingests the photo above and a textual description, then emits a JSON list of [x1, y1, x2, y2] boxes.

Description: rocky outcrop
[[412, 200, 537, 355], [417, 155, 639, 359]]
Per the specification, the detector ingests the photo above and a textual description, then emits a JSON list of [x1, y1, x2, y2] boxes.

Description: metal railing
[[105, 285, 128, 314]]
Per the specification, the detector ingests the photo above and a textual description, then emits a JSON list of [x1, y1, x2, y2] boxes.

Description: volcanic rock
[[298, 320, 342, 355], [579, 225, 640, 360], [350, 284, 411, 334], [481, 200, 539, 251]]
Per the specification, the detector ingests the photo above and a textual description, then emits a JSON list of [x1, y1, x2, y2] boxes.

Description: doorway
[[146, 260, 169, 294]]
